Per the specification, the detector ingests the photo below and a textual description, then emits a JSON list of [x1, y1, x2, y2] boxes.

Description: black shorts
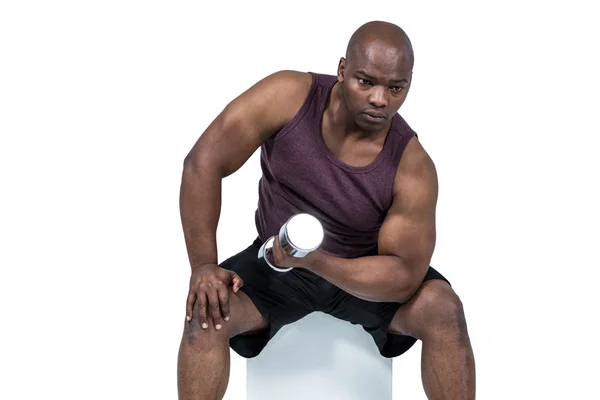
[[223, 238, 450, 359]]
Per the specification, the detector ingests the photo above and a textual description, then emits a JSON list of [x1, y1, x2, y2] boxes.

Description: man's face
[[338, 40, 413, 131]]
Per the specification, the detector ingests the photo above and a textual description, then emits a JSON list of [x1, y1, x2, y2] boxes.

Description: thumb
[[231, 272, 244, 293]]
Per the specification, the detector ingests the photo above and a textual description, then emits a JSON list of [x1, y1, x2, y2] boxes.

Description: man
[[177, 20, 476, 400]]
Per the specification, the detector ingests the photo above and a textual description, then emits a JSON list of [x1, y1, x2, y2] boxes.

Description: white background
[[1, 1, 599, 399]]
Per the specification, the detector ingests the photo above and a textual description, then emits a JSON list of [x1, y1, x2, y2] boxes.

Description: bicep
[[378, 146, 438, 277]]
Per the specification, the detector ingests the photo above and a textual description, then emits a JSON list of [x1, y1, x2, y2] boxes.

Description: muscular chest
[[265, 135, 392, 231]]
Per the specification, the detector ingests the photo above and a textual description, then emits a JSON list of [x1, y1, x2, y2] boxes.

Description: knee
[[418, 282, 468, 339], [181, 304, 231, 346]]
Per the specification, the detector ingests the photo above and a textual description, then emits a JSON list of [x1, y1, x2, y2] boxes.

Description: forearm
[[180, 160, 222, 270], [301, 252, 422, 303]]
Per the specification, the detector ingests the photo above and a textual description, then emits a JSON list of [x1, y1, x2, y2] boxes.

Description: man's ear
[[337, 57, 346, 82]]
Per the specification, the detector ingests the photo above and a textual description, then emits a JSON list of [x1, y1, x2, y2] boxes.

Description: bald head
[[345, 21, 414, 70], [335, 21, 414, 132]]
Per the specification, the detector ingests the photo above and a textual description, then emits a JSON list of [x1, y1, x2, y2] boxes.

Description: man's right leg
[[177, 287, 268, 400]]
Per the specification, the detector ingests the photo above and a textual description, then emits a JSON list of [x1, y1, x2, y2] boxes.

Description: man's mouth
[[362, 112, 386, 122]]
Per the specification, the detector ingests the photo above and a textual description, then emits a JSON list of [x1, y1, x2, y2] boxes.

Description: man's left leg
[[389, 279, 475, 400]]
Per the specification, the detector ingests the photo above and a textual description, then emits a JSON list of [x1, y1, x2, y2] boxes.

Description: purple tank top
[[254, 72, 416, 258]]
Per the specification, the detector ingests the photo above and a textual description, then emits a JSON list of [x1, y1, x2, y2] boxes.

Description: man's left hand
[[270, 235, 308, 270]]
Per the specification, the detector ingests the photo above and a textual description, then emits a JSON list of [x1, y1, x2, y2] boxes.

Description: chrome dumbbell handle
[[258, 213, 324, 273]]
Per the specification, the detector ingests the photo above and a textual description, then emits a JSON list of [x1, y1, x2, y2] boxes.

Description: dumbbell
[[257, 213, 324, 272]]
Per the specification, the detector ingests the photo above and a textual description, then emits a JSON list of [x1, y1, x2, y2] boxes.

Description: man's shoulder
[[252, 70, 314, 113], [264, 69, 314, 93], [392, 135, 437, 193]]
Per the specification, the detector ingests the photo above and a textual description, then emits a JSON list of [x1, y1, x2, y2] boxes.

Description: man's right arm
[[179, 70, 313, 271]]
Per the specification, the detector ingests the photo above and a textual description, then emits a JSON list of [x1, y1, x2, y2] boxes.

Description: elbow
[[394, 283, 421, 304], [183, 150, 201, 169], [183, 151, 220, 177], [392, 261, 429, 304]]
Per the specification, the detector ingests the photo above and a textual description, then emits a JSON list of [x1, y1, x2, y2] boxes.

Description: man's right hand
[[186, 264, 244, 330]]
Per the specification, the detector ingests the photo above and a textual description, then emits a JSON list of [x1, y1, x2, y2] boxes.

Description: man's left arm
[[292, 142, 438, 304]]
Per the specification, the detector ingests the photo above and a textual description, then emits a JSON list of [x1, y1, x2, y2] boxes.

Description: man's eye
[[358, 78, 371, 85], [390, 86, 403, 93]]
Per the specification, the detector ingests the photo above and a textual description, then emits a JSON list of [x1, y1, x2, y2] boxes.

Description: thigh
[[220, 239, 316, 330], [323, 266, 451, 358], [221, 239, 317, 358], [324, 266, 451, 334]]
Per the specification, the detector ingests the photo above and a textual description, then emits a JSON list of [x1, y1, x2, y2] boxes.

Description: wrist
[[298, 250, 321, 271], [191, 261, 216, 271]]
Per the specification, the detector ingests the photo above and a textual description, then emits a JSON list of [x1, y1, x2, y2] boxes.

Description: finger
[[186, 291, 197, 321], [197, 291, 209, 330], [272, 236, 282, 265], [273, 235, 280, 252], [218, 287, 230, 322], [232, 273, 244, 293], [206, 290, 224, 330]]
